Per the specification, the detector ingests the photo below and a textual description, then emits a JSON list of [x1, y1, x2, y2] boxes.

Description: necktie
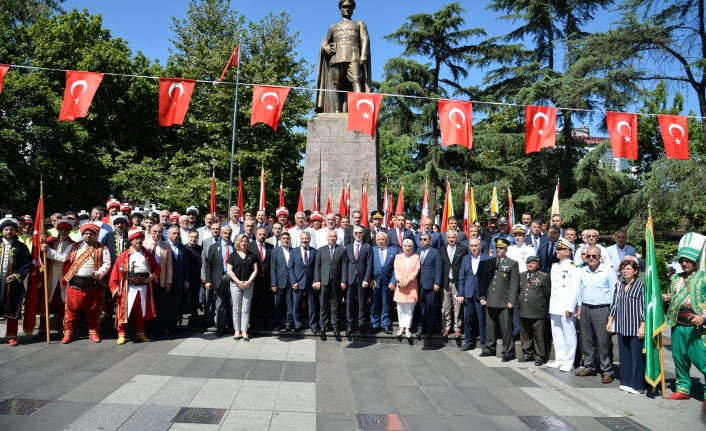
[[275, 238, 279, 248], [225, 243, 230, 261], [421, 249, 426, 264], [380, 249, 384, 266], [330, 246, 334, 259], [533, 236, 538, 252], [398, 229, 403, 246], [303, 248, 308, 265], [549, 243, 554, 260], [355, 243, 360, 261], [259, 243, 265, 275]]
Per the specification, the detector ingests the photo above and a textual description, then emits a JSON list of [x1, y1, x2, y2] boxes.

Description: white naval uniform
[[506, 243, 536, 273], [548, 258, 581, 370]]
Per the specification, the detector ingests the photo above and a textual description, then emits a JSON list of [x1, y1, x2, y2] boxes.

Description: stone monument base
[[302, 113, 379, 213]]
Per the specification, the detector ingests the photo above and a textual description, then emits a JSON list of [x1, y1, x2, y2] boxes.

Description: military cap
[[495, 237, 510, 248], [488, 212, 499, 219], [557, 238, 573, 252], [371, 210, 384, 220], [512, 224, 528, 234], [526, 255, 540, 263], [498, 216, 508, 225]]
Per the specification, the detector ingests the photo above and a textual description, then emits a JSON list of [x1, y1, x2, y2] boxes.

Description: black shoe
[[358, 328, 367, 335], [415, 329, 423, 336], [534, 359, 544, 366], [215, 330, 224, 337], [384, 328, 392, 335], [320, 329, 326, 336], [479, 351, 491, 357], [502, 355, 513, 362], [284, 326, 293, 332], [333, 331, 340, 336], [293, 327, 301, 333], [460, 344, 474, 352], [172, 327, 184, 334], [425, 331, 433, 338], [273, 327, 281, 332], [518, 357, 530, 363], [311, 328, 319, 335]]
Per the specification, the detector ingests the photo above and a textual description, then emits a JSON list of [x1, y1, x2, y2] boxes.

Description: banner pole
[[227, 35, 242, 211], [658, 333, 667, 398], [40, 182, 50, 344]]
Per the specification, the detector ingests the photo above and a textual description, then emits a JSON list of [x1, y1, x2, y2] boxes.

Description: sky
[[61, 0, 698, 128]]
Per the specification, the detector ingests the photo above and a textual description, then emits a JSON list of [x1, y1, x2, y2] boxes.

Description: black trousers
[[252, 280, 273, 328], [153, 283, 170, 333], [520, 317, 546, 360], [273, 286, 293, 329], [486, 306, 515, 357], [417, 289, 437, 333], [346, 281, 367, 328], [187, 280, 201, 323], [320, 283, 342, 331], [168, 283, 185, 330], [214, 274, 232, 331]]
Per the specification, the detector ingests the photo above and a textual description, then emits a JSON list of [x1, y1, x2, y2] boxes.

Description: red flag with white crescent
[[441, 181, 450, 232], [24, 189, 44, 335], [657, 114, 690, 160], [606, 112, 638, 160], [326, 190, 332, 215], [297, 187, 304, 213], [313, 177, 320, 212], [338, 181, 346, 216], [525, 105, 557, 153], [258, 164, 266, 211], [237, 176, 244, 221], [219, 44, 240, 82], [210, 168, 217, 216], [382, 182, 389, 228], [279, 178, 285, 208], [347, 92, 383, 138], [463, 181, 469, 237], [438, 99, 473, 149], [58, 71, 104, 121], [421, 178, 429, 219], [251, 85, 290, 131], [345, 180, 351, 217], [396, 184, 404, 217], [0, 64, 9, 94], [159, 78, 196, 126]]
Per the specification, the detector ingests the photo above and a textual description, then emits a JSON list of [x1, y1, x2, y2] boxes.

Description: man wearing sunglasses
[[575, 245, 618, 384]]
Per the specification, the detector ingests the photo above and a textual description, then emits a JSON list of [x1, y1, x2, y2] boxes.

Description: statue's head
[[339, 0, 356, 11]]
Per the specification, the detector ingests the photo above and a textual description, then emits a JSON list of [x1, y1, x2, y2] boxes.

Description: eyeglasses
[[587, 234, 597, 237], [420, 238, 429, 242], [585, 254, 598, 259]]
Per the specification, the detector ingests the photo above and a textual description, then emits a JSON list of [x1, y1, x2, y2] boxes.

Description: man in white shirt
[[224, 205, 244, 238], [316, 213, 344, 247], [605, 230, 636, 275], [289, 212, 316, 249], [574, 229, 613, 268]]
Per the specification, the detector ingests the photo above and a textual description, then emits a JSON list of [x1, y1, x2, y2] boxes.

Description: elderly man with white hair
[[574, 229, 613, 268]]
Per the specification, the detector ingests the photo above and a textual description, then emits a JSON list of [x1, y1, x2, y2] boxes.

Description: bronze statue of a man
[[315, 0, 372, 113]]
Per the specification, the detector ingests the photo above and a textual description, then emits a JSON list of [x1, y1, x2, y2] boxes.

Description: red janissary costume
[[109, 227, 160, 344], [46, 222, 111, 343], [35, 216, 75, 338]]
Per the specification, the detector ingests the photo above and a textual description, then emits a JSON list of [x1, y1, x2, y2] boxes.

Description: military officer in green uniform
[[480, 238, 519, 361], [518, 255, 551, 365]]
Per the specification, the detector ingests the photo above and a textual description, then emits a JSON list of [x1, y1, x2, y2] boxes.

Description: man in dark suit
[[249, 226, 274, 330], [441, 216, 467, 246], [518, 255, 551, 366], [184, 231, 203, 328], [270, 231, 293, 331], [345, 226, 373, 334], [314, 230, 348, 336], [200, 223, 221, 327], [388, 214, 415, 252], [460, 224, 488, 255], [415, 232, 443, 336], [415, 218, 443, 250], [440, 230, 468, 338], [527, 219, 545, 254], [255, 210, 273, 238], [370, 231, 399, 334], [288, 231, 318, 333], [344, 210, 372, 245], [480, 238, 520, 361], [166, 226, 190, 334], [205, 225, 233, 336], [457, 238, 490, 351], [537, 225, 561, 273]]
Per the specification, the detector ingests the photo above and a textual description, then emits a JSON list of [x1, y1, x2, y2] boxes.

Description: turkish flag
[[251, 85, 290, 131], [347, 92, 383, 138], [606, 112, 638, 160], [658, 114, 690, 160], [0, 64, 9, 94], [219, 44, 240, 82], [58, 71, 104, 121], [525, 105, 556, 153], [159, 78, 196, 126], [439, 99, 473, 149]]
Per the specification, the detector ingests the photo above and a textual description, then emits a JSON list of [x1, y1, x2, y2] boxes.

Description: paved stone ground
[[0, 320, 704, 430]]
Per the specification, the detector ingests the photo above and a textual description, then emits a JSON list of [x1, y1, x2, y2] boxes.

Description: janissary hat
[[106, 199, 121, 210], [128, 227, 146, 241], [0, 215, 19, 231], [56, 217, 74, 229], [677, 232, 706, 265], [79, 222, 101, 235], [186, 206, 199, 216], [131, 207, 144, 219], [276, 207, 289, 217], [170, 212, 181, 222], [77, 210, 90, 220], [20, 215, 33, 225], [310, 211, 323, 222], [111, 212, 129, 225]]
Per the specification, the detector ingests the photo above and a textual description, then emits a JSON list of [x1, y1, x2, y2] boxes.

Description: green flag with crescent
[[644, 214, 666, 391]]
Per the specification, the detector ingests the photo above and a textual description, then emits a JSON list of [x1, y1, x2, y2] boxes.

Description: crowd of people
[[0, 199, 705, 410]]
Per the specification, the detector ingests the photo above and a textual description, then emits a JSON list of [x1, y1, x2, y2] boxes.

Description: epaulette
[[538, 271, 547, 275], [572, 263, 578, 267]]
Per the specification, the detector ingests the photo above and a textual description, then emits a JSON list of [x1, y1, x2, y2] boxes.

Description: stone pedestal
[[302, 113, 380, 213]]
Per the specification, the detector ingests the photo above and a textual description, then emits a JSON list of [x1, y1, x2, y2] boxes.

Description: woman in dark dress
[[227, 234, 258, 341]]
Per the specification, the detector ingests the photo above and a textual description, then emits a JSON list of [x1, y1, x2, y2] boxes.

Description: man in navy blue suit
[[270, 231, 293, 331], [370, 232, 398, 334], [415, 232, 443, 336], [166, 226, 190, 334], [415, 218, 443, 250], [457, 238, 489, 351], [288, 231, 319, 333], [388, 214, 415, 252], [345, 226, 373, 334], [537, 225, 561, 273]]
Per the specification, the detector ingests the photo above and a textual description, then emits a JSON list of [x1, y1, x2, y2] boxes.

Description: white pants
[[49, 277, 67, 302], [230, 283, 254, 332], [397, 302, 415, 328], [550, 314, 577, 366], [127, 285, 148, 318]]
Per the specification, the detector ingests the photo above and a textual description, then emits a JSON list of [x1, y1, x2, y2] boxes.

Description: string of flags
[[0, 61, 695, 160]]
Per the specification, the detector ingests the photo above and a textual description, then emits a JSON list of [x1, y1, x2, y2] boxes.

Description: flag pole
[[227, 34, 242, 211], [40, 180, 49, 344], [658, 333, 666, 398]]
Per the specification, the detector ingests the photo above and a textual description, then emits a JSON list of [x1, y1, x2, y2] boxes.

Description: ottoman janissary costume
[[47, 222, 111, 343], [109, 227, 160, 345], [664, 232, 706, 410], [1, 215, 32, 345]]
